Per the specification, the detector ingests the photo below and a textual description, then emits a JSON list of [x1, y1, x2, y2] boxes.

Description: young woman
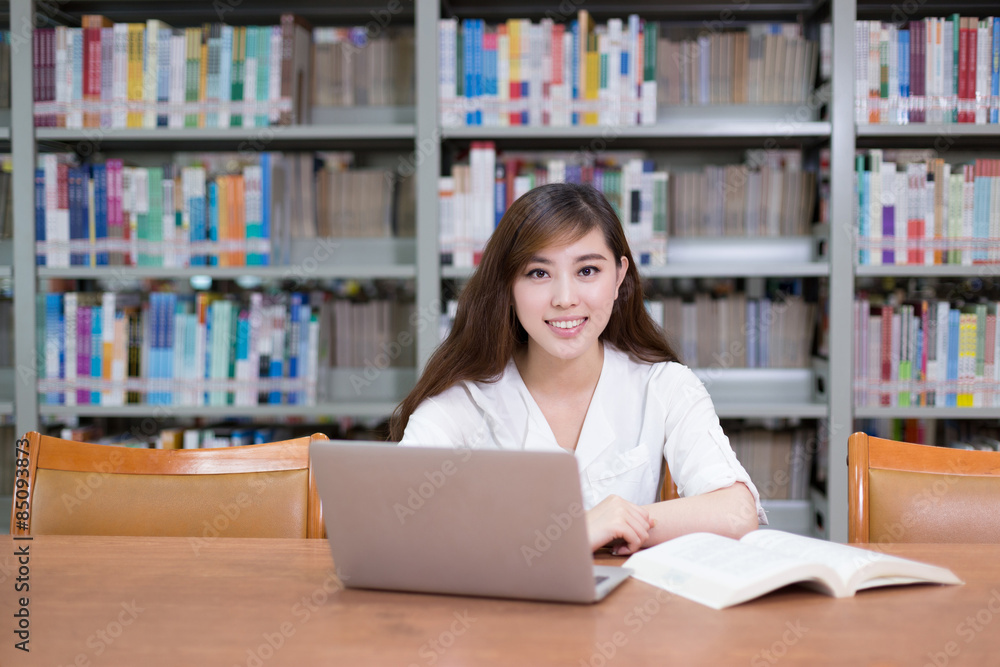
[[390, 183, 765, 555]]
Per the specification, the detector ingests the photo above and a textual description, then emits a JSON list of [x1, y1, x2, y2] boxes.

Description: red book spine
[[968, 17, 978, 124], [83, 21, 102, 128]]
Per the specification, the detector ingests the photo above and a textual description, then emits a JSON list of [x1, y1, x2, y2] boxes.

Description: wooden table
[[1, 536, 999, 666]]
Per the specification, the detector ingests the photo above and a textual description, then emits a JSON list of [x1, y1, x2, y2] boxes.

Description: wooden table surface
[[1, 535, 999, 666]]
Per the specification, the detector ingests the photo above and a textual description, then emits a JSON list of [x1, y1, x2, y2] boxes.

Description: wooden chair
[[11, 431, 328, 538], [660, 463, 678, 501], [848, 431, 1000, 544]]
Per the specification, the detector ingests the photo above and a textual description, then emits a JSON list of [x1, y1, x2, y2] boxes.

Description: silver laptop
[[309, 440, 632, 603]]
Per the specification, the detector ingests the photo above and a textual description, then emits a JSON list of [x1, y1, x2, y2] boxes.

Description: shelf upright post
[[414, 0, 442, 371], [11, 0, 39, 437], [827, 0, 857, 542]]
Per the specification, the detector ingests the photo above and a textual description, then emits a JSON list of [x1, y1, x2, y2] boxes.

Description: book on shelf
[[857, 16, 1000, 125], [855, 149, 1000, 266], [854, 296, 1000, 408], [32, 14, 311, 129], [37, 289, 414, 408], [623, 529, 962, 610]]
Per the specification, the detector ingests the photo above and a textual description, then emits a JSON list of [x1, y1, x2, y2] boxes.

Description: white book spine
[[144, 21, 161, 128], [269, 25, 282, 125], [111, 24, 127, 129]]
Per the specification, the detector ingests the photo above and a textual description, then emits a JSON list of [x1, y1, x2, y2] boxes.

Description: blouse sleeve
[[398, 386, 473, 448], [659, 365, 768, 525]]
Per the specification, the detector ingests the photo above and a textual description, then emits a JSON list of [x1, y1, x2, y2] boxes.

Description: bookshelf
[[8, 0, 1000, 541]]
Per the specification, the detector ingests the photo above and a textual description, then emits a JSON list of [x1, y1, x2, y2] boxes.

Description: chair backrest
[[848, 431, 1000, 544], [11, 431, 328, 538], [660, 462, 678, 501]]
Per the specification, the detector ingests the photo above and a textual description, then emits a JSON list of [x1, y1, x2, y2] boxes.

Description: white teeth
[[549, 318, 585, 329]]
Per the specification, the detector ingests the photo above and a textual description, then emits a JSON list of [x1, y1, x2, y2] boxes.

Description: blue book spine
[[287, 294, 301, 405], [44, 294, 62, 404], [68, 167, 82, 266], [93, 164, 108, 265], [463, 19, 474, 125], [475, 19, 484, 126], [204, 301, 212, 405], [899, 30, 910, 124], [571, 20, 579, 125], [35, 168, 46, 266], [235, 311, 249, 405], [269, 309, 282, 405], [91, 303, 101, 404], [191, 184, 206, 267], [947, 309, 959, 407], [165, 293, 176, 405], [157, 28, 171, 127], [207, 180, 219, 266], [147, 293, 159, 405], [993, 18, 999, 124], [260, 152, 271, 266]]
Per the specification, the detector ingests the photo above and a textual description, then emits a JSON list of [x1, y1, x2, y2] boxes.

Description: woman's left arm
[[641, 482, 758, 549]]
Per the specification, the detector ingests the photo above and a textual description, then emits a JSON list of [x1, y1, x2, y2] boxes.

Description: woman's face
[[512, 227, 628, 366]]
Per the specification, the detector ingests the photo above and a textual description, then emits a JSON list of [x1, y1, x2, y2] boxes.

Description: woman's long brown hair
[[389, 182, 679, 441]]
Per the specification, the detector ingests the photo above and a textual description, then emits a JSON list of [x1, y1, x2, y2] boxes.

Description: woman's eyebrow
[[526, 252, 609, 265]]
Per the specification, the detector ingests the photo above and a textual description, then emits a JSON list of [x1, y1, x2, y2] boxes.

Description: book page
[[741, 530, 962, 593], [624, 533, 840, 609]]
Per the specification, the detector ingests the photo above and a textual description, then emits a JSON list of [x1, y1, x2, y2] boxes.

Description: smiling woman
[[391, 183, 765, 555]]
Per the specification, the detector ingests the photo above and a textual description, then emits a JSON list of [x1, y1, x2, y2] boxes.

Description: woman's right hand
[[585, 495, 654, 555]]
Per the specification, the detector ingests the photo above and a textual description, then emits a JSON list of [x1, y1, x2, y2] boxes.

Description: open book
[[622, 530, 963, 609]]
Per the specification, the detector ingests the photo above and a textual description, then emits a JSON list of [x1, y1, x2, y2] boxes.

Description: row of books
[[855, 418, 1000, 450], [656, 25, 821, 107], [37, 290, 414, 407], [32, 14, 311, 128], [649, 287, 816, 370], [34, 151, 407, 268], [439, 145, 667, 268], [855, 149, 1000, 266], [439, 13, 658, 127], [311, 27, 414, 107], [857, 17, 1000, 125], [726, 423, 815, 501], [440, 15, 825, 127], [854, 298, 1000, 408], [672, 150, 816, 238]]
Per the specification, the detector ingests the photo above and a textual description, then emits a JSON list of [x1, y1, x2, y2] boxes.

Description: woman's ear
[[614, 256, 629, 298]]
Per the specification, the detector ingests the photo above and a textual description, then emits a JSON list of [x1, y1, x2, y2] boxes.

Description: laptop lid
[[310, 440, 623, 603]]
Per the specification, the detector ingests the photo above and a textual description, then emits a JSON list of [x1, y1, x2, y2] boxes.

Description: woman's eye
[[580, 266, 598, 277], [527, 269, 547, 279]]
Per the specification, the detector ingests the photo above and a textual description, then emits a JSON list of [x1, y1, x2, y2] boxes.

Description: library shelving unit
[[9, 0, 437, 432], [14, 0, 999, 541], [843, 1, 1000, 532]]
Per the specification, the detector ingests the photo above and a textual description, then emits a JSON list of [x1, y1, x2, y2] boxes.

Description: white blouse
[[400, 343, 767, 524]]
